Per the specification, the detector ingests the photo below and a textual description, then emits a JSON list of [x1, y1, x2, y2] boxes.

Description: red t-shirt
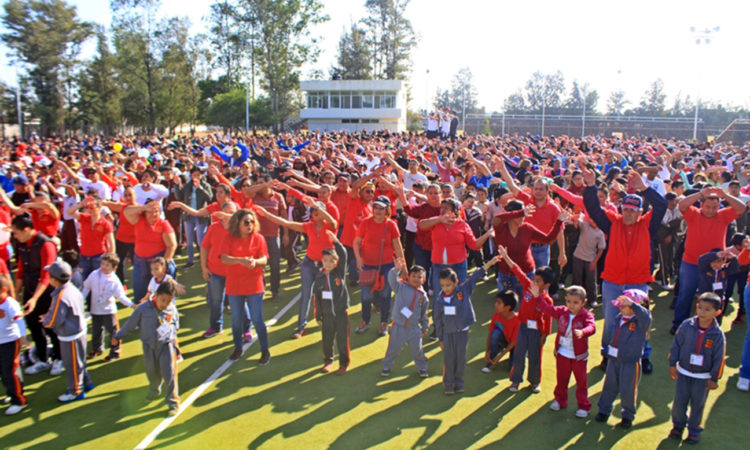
[[341, 197, 372, 247], [134, 216, 175, 258], [356, 217, 400, 266], [516, 190, 561, 240], [202, 222, 230, 276], [0, 207, 10, 261], [429, 220, 481, 265], [323, 200, 340, 225], [330, 189, 350, 223], [31, 209, 60, 238], [0, 258, 8, 275], [302, 221, 336, 262], [253, 193, 286, 237], [682, 206, 738, 265], [489, 312, 520, 344], [206, 202, 222, 223], [115, 204, 136, 244], [78, 213, 114, 256], [220, 232, 269, 295]]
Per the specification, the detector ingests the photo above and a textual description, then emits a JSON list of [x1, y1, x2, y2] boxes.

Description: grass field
[[1, 254, 748, 449]]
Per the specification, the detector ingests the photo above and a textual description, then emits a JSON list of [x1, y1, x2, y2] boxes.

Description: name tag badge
[[559, 336, 572, 347], [322, 290, 333, 300], [444, 306, 456, 316], [157, 324, 171, 340], [712, 282, 723, 291], [690, 353, 704, 366], [526, 320, 538, 330], [401, 307, 413, 319], [608, 345, 619, 358]]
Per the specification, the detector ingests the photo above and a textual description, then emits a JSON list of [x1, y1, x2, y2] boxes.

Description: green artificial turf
[[1, 258, 747, 449]]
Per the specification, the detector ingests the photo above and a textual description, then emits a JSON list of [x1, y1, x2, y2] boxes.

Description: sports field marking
[[134, 292, 302, 450]]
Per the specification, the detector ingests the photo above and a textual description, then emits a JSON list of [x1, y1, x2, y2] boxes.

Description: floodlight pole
[[690, 26, 720, 142]]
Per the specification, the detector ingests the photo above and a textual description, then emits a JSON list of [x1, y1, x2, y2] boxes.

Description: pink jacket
[[537, 300, 596, 361]]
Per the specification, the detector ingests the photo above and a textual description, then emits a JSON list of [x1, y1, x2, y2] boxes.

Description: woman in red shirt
[[255, 196, 338, 338], [353, 196, 404, 335], [103, 186, 137, 285], [492, 199, 566, 299], [66, 193, 115, 280], [419, 198, 494, 302], [220, 209, 270, 364], [123, 199, 177, 302]]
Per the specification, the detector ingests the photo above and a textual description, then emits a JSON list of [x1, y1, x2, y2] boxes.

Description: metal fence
[[463, 113, 724, 140]]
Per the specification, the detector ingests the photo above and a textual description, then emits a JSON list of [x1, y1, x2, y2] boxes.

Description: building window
[[342, 119, 360, 123], [362, 91, 374, 108], [330, 93, 340, 108], [361, 119, 379, 123], [351, 91, 362, 109], [342, 91, 351, 109]]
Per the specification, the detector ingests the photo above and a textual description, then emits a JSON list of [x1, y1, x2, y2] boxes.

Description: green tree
[[155, 18, 200, 132], [2, 0, 92, 135], [606, 90, 628, 116], [564, 81, 598, 115], [207, 1, 246, 92], [205, 88, 272, 129], [524, 71, 565, 113], [361, 0, 416, 80], [435, 67, 480, 124], [331, 23, 372, 79], [503, 90, 527, 113], [236, 0, 328, 132], [76, 28, 121, 134], [638, 79, 666, 116]]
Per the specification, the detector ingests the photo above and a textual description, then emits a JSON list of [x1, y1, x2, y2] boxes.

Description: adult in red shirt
[[123, 200, 177, 302], [672, 186, 745, 333], [330, 174, 351, 231], [353, 196, 404, 335], [340, 169, 380, 284], [220, 209, 270, 364], [10, 214, 60, 375], [499, 160, 566, 269], [168, 184, 233, 224], [103, 186, 138, 285], [252, 176, 287, 301], [0, 190, 60, 240], [492, 200, 566, 299], [255, 197, 338, 338], [66, 194, 115, 280], [397, 183, 441, 288], [419, 198, 494, 303]]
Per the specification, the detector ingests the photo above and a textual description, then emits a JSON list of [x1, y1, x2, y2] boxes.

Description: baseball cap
[[45, 260, 72, 282], [373, 195, 391, 208], [12, 174, 29, 185], [611, 289, 648, 307], [621, 194, 642, 210]]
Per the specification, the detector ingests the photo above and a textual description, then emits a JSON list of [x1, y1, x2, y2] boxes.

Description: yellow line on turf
[[134, 292, 302, 450]]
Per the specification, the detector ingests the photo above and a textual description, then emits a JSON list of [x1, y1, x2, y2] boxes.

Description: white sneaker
[[50, 360, 65, 376], [2, 396, 10, 404], [738, 377, 750, 392], [575, 409, 589, 418], [58, 392, 85, 403], [24, 361, 50, 375], [549, 400, 561, 411], [5, 404, 27, 415], [481, 366, 491, 373]]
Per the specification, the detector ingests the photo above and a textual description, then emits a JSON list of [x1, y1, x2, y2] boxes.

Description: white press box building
[[300, 80, 407, 132]]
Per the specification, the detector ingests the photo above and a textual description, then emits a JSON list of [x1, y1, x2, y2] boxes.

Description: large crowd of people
[[0, 129, 748, 443]]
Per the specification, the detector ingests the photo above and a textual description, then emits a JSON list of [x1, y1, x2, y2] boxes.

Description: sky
[[1, 0, 749, 114]]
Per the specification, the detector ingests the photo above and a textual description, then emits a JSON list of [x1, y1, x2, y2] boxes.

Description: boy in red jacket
[[537, 285, 596, 418], [498, 245, 553, 393]]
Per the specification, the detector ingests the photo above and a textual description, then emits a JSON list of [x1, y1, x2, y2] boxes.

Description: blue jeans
[[740, 285, 750, 379], [207, 274, 226, 332], [184, 217, 208, 264], [345, 245, 359, 283], [361, 263, 395, 325], [413, 243, 433, 289], [80, 253, 103, 281], [132, 253, 176, 302], [601, 280, 651, 359], [228, 293, 268, 352], [497, 269, 533, 304], [431, 260, 468, 303], [298, 256, 318, 331], [265, 236, 281, 295], [531, 244, 550, 268], [674, 261, 700, 328]]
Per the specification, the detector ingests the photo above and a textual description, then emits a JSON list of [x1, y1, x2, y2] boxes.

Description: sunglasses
[[362, 189, 374, 194], [373, 205, 386, 210], [243, 219, 254, 226]]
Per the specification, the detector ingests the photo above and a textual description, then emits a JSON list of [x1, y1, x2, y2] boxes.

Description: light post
[[690, 26, 720, 141], [461, 81, 466, 132]]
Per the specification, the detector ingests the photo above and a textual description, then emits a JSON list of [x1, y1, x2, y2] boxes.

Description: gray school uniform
[[382, 268, 429, 373], [115, 300, 180, 407], [597, 302, 652, 421], [434, 268, 483, 390], [312, 241, 350, 367], [669, 317, 726, 437], [42, 283, 92, 395]]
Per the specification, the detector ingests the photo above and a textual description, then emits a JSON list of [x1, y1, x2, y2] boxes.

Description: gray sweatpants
[[382, 324, 428, 373], [442, 330, 468, 389], [143, 341, 179, 408], [597, 359, 642, 421], [59, 335, 92, 395], [672, 374, 710, 437], [321, 311, 350, 367], [91, 313, 120, 357], [511, 324, 542, 385]]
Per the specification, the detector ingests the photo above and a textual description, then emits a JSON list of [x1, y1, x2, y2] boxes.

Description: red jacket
[[512, 264, 552, 335], [537, 300, 596, 361], [600, 209, 654, 285]]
